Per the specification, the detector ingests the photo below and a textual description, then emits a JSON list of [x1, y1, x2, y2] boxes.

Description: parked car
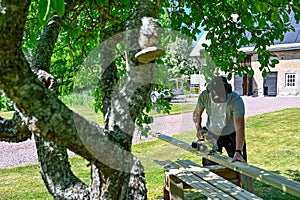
[[171, 89, 184, 96], [150, 89, 185, 103], [150, 89, 172, 103]]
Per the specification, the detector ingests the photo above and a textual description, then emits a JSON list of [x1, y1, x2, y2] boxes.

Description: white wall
[[251, 52, 300, 96]]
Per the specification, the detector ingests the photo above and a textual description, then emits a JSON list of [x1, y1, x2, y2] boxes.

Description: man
[[193, 76, 247, 164]]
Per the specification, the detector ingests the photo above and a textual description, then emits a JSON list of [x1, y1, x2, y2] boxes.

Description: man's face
[[207, 77, 227, 103]]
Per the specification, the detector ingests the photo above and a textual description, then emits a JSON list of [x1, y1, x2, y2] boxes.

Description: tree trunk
[[30, 11, 91, 199], [35, 135, 90, 199], [88, 0, 163, 198], [0, 0, 162, 199]]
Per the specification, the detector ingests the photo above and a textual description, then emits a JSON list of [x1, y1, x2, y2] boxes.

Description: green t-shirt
[[196, 90, 245, 136]]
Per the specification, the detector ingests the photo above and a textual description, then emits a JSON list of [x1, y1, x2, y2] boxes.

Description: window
[[285, 73, 296, 87]]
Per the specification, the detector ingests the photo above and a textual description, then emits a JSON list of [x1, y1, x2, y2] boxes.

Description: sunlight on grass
[[246, 108, 300, 176], [134, 108, 300, 199], [0, 103, 195, 124], [70, 106, 105, 125], [148, 103, 195, 117], [0, 157, 91, 200], [0, 111, 14, 119], [0, 165, 52, 199]]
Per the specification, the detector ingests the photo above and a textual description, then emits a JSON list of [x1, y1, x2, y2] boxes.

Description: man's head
[[206, 76, 232, 103]]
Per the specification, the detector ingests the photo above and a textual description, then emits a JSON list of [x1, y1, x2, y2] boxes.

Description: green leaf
[[283, 12, 290, 23], [201, 43, 208, 48], [258, 17, 267, 27], [227, 73, 232, 80], [256, 2, 268, 13], [248, 68, 254, 77], [271, 11, 280, 22], [144, 116, 153, 124], [51, 0, 65, 17], [85, 0, 94, 8], [262, 69, 268, 77], [96, 0, 109, 7], [270, 59, 279, 68], [38, 0, 51, 24], [206, 33, 212, 40], [120, 0, 131, 5]]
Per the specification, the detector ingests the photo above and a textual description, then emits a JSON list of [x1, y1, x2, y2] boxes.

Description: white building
[[190, 14, 300, 97]]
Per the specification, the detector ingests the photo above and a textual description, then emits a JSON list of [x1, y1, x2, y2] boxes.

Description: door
[[234, 74, 243, 95], [234, 74, 253, 95], [263, 72, 278, 96], [243, 75, 248, 95], [247, 76, 253, 95]]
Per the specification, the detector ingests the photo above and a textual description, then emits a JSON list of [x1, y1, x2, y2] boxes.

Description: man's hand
[[197, 129, 205, 140], [231, 152, 246, 162], [193, 108, 205, 140]]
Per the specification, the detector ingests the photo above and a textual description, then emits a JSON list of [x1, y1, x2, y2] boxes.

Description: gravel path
[[1, 96, 299, 168]]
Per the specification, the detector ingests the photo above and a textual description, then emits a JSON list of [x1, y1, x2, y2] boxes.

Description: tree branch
[[0, 0, 136, 172], [30, 7, 91, 198], [0, 112, 31, 142], [35, 135, 90, 199]]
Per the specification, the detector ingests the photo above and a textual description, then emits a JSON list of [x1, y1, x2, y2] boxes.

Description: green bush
[[59, 92, 94, 108], [0, 93, 14, 111]]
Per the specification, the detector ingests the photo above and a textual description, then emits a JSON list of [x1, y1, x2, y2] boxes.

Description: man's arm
[[232, 115, 246, 162], [193, 108, 205, 139]]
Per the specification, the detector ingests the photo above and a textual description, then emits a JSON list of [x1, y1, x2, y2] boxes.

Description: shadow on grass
[[282, 169, 300, 182], [253, 169, 300, 200], [158, 190, 206, 200]]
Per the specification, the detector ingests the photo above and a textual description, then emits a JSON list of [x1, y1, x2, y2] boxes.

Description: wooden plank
[[154, 159, 181, 170], [177, 160, 262, 200], [169, 175, 184, 200], [175, 170, 235, 200], [178, 159, 238, 182], [161, 161, 260, 199], [165, 170, 193, 190], [192, 170, 260, 200], [212, 168, 240, 181], [163, 173, 170, 200], [241, 174, 254, 193], [151, 132, 300, 198], [204, 164, 229, 171], [166, 168, 228, 199]]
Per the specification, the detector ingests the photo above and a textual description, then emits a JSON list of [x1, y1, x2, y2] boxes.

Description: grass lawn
[[41, 103, 196, 126], [0, 108, 299, 199], [69, 103, 196, 125]]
